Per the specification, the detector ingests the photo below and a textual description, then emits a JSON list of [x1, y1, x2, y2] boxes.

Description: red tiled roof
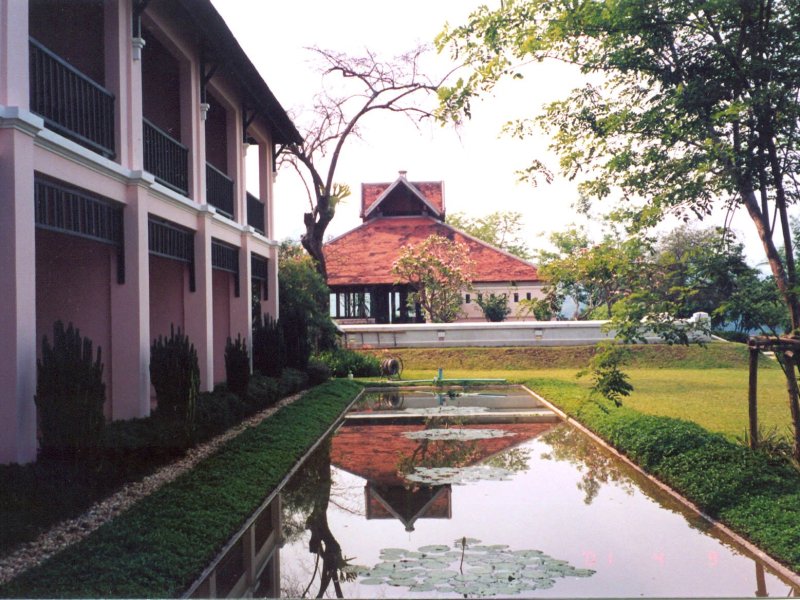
[[324, 216, 541, 286], [361, 180, 444, 218]]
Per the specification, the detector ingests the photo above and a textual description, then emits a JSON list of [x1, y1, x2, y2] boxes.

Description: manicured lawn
[[397, 343, 792, 440]]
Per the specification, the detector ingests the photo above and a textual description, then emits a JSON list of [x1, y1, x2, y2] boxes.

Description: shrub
[[278, 368, 309, 397], [194, 389, 245, 441], [224, 335, 250, 398], [248, 374, 280, 410], [313, 348, 382, 378], [306, 358, 332, 385], [150, 326, 200, 445], [252, 313, 285, 377], [476, 293, 511, 322], [36, 321, 106, 459], [281, 307, 311, 370]]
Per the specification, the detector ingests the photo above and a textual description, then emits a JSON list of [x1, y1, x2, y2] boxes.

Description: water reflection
[[281, 439, 354, 598], [540, 425, 635, 505], [278, 415, 799, 598]]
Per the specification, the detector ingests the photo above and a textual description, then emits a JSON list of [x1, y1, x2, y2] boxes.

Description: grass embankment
[[379, 343, 800, 573], [0, 379, 362, 599]]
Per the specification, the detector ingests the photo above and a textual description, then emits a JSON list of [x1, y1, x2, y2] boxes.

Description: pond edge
[[522, 385, 800, 588]]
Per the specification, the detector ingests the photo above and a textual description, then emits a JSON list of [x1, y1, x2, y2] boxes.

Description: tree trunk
[[780, 351, 800, 462], [740, 189, 800, 459]]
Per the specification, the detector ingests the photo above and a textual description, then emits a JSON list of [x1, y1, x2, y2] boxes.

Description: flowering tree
[[392, 234, 474, 323]]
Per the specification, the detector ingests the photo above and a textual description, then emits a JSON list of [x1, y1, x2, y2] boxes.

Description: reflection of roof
[[366, 484, 451, 531], [331, 422, 554, 487], [332, 422, 554, 531], [324, 216, 541, 286]]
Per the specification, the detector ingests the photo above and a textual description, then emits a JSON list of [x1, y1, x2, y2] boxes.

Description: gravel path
[[0, 392, 304, 585]]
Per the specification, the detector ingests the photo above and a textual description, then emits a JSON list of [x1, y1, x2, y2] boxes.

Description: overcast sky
[[212, 0, 778, 266]]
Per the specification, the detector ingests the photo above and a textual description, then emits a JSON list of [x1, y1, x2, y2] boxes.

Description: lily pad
[[418, 544, 451, 553]]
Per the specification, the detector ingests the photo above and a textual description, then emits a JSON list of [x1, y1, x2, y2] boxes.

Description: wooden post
[[782, 351, 800, 462], [748, 347, 759, 450]]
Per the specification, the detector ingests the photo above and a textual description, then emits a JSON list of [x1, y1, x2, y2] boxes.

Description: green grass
[[394, 343, 791, 439], [369, 341, 770, 370], [0, 379, 363, 599]]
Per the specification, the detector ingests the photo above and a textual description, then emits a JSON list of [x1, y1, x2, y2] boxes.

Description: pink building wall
[[212, 270, 232, 384], [0, 0, 291, 464], [148, 255, 186, 342], [35, 231, 114, 417]]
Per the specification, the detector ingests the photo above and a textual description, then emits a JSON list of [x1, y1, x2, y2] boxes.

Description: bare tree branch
[[277, 44, 459, 279]]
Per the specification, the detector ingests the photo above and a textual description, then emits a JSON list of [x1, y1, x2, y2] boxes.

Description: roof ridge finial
[[398, 170, 408, 178]]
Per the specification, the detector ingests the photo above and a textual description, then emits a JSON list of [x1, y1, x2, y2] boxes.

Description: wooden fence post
[[748, 347, 759, 450]]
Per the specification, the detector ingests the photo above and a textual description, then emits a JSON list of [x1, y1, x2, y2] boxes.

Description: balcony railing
[[246, 192, 266, 235], [143, 118, 189, 196], [29, 37, 115, 158], [206, 163, 234, 219]]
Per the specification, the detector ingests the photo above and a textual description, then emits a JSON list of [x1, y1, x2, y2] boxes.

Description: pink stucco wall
[[35, 230, 113, 416], [149, 254, 186, 343], [212, 269, 232, 384]]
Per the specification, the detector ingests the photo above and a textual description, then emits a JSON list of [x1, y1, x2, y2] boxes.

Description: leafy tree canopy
[[278, 241, 338, 352], [392, 234, 475, 323], [447, 210, 533, 259], [436, 0, 800, 330]]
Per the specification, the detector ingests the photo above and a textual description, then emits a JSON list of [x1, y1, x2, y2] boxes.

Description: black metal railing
[[29, 37, 115, 158], [206, 163, 234, 219], [246, 192, 265, 235], [143, 118, 189, 196]]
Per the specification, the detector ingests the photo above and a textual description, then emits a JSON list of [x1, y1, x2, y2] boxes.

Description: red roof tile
[[324, 216, 541, 286], [361, 179, 444, 218]]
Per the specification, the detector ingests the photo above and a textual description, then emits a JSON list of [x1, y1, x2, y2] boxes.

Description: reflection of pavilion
[[366, 484, 451, 532], [331, 422, 555, 531]]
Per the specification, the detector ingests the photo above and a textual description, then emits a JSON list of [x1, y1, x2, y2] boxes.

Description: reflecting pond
[[277, 388, 798, 598]]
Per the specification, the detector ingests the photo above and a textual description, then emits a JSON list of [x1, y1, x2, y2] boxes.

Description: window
[[465, 293, 471, 304], [514, 293, 519, 303], [330, 290, 372, 318], [477, 293, 483, 303], [526, 292, 532, 300]]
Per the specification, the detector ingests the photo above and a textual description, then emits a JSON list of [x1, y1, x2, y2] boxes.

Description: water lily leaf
[[418, 544, 450, 553]]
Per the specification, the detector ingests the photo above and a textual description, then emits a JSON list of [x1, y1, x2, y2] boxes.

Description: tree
[[476, 293, 512, 322], [437, 1, 800, 328], [447, 210, 532, 259], [437, 1, 800, 456], [278, 241, 338, 354], [281, 46, 450, 279], [392, 234, 475, 323], [535, 226, 648, 320]]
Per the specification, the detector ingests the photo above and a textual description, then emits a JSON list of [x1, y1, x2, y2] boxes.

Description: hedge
[[0, 379, 362, 598]]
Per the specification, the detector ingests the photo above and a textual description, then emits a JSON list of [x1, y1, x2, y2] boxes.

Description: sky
[[211, 0, 779, 267]]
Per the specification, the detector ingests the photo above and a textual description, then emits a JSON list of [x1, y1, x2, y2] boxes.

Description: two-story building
[[0, 0, 301, 464]]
